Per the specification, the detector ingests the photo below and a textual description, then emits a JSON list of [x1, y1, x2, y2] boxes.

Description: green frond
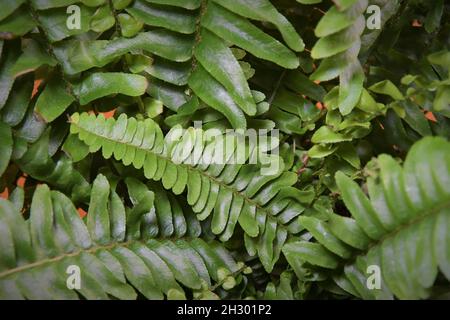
[[283, 137, 450, 299], [13, 129, 90, 203], [0, 174, 241, 300], [69, 112, 313, 272], [2, 0, 304, 129], [309, 0, 403, 115], [0, 0, 449, 301]]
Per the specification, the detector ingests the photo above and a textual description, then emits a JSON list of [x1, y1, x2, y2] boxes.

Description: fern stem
[[71, 120, 292, 234], [0, 240, 133, 279], [337, 196, 450, 271]]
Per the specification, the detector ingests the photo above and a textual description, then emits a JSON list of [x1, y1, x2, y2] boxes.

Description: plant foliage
[[0, 0, 449, 300]]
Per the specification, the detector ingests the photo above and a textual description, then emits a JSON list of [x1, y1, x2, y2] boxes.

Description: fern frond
[[0, 174, 241, 300], [1, 0, 448, 301], [70, 112, 313, 272], [124, 177, 202, 239], [310, 0, 368, 115], [13, 128, 90, 203], [3, 0, 304, 129], [283, 137, 450, 299]]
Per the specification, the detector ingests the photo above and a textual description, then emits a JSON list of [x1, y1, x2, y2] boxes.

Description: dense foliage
[[0, 0, 449, 300]]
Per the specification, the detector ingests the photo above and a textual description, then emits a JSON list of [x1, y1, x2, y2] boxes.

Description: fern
[[310, 0, 368, 115], [0, 174, 244, 300], [0, 0, 449, 300], [283, 137, 450, 299], [6, 0, 304, 129], [69, 112, 312, 272]]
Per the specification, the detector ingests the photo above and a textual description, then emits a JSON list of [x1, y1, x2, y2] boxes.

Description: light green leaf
[[369, 80, 405, 100], [311, 126, 352, 144]]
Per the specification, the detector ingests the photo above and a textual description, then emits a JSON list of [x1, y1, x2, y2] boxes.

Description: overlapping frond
[[283, 137, 450, 299], [69, 112, 314, 272], [0, 0, 449, 301], [0, 174, 242, 300], [0, 0, 304, 129]]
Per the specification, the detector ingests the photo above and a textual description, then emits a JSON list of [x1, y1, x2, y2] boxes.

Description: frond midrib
[[0, 239, 136, 279], [339, 196, 450, 270], [72, 121, 291, 233]]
